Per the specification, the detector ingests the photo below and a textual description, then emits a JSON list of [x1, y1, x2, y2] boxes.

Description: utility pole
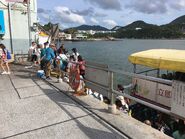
[[8, 3, 13, 53], [27, 0, 31, 47]]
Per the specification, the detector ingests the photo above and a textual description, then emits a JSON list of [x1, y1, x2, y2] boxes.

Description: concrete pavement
[[0, 64, 171, 139], [0, 64, 126, 139]]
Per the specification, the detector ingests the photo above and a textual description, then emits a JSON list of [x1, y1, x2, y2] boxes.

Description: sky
[[37, 0, 185, 29]]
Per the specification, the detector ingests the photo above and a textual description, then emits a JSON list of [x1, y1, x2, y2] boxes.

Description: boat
[[128, 49, 185, 118]]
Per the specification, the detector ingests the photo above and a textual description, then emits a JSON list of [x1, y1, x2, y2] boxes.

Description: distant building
[[135, 27, 142, 30], [78, 30, 114, 35], [0, 0, 37, 53], [75, 33, 87, 39]]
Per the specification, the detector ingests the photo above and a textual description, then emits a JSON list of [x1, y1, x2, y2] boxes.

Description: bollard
[[108, 104, 117, 114]]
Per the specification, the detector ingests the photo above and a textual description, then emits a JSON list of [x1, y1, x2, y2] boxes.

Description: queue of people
[[28, 42, 185, 138], [28, 42, 86, 94]]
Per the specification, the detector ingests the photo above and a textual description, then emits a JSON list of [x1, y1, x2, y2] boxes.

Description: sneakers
[[6, 72, 11, 74], [1, 71, 7, 74], [1, 71, 11, 75], [46, 77, 52, 80]]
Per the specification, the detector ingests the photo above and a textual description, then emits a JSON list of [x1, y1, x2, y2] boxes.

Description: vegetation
[[42, 15, 185, 39]]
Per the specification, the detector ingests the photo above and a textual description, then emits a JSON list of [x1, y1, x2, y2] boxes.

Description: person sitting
[[117, 84, 124, 93], [115, 96, 129, 114]]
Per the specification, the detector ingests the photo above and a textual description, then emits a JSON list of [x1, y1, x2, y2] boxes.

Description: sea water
[[61, 39, 185, 86]]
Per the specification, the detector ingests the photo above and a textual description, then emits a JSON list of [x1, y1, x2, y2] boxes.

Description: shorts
[[31, 55, 37, 62]]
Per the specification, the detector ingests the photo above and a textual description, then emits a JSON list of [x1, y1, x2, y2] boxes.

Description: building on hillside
[[0, 0, 37, 53], [75, 33, 87, 40], [135, 27, 142, 30], [78, 30, 114, 35], [58, 32, 72, 40]]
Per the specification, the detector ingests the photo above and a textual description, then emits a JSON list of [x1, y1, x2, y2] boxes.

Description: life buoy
[[69, 66, 80, 90]]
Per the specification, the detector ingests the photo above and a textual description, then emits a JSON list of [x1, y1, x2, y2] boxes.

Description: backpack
[[6, 50, 11, 59]]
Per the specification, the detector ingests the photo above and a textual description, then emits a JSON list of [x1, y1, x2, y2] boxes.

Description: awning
[[128, 49, 185, 72]]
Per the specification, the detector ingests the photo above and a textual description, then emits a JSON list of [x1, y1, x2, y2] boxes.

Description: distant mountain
[[169, 15, 185, 25], [120, 20, 157, 30], [72, 25, 109, 31]]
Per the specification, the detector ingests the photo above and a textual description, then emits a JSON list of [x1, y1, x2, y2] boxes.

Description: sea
[[61, 39, 185, 85]]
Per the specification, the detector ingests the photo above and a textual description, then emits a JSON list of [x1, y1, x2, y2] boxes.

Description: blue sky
[[37, 0, 185, 29]]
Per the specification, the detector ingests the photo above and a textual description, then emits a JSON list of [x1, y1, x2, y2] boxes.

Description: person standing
[[28, 42, 36, 61], [77, 55, 85, 79], [71, 48, 79, 62], [43, 43, 55, 79], [0, 44, 11, 74], [40, 42, 47, 70]]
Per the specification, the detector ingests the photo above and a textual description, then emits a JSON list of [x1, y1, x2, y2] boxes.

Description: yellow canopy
[[128, 49, 185, 73], [39, 32, 48, 37]]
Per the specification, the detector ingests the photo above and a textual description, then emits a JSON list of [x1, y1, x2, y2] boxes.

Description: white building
[[0, 0, 37, 53]]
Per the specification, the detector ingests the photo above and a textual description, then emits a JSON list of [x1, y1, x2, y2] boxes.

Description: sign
[[132, 78, 172, 107], [0, 10, 5, 35], [171, 80, 185, 118]]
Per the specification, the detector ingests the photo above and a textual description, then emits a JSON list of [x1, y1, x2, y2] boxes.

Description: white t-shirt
[[57, 54, 68, 61], [0, 48, 3, 57], [72, 52, 79, 62]]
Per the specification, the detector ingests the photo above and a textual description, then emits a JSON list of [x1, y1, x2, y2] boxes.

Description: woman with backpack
[[0, 44, 11, 74]]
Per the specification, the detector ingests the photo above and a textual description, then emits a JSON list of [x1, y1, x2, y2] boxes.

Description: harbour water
[[62, 39, 185, 85]]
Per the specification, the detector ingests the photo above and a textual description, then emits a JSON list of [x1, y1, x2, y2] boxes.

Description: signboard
[[0, 10, 5, 35], [171, 80, 185, 118], [132, 78, 172, 107]]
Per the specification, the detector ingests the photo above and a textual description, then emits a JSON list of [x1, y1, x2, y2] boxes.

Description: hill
[[69, 25, 109, 31], [120, 20, 157, 30], [169, 15, 185, 25]]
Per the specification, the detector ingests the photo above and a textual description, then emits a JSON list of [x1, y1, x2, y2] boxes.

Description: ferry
[[128, 49, 185, 119]]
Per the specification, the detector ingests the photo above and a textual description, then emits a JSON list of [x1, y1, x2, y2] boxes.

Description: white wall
[[0, 0, 37, 53]]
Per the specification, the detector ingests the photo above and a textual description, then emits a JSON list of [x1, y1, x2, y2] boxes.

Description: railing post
[[110, 71, 114, 105]]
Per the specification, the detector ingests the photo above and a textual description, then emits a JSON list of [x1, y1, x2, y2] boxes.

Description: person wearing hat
[[43, 43, 55, 79], [115, 96, 129, 114]]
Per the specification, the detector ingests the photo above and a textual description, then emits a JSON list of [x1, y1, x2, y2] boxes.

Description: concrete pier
[[0, 64, 171, 139]]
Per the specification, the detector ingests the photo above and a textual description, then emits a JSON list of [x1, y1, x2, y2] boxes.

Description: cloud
[[126, 0, 167, 14], [170, 0, 185, 10], [73, 7, 108, 17], [73, 7, 94, 16], [84, 0, 121, 11], [54, 6, 86, 24], [103, 19, 117, 28], [94, 12, 108, 17], [90, 18, 99, 24]]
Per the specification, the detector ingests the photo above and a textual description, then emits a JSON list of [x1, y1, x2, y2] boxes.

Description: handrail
[[109, 68, 172, 85]]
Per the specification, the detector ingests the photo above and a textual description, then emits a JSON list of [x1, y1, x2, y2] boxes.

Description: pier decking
[[0, 64, 171, 139]]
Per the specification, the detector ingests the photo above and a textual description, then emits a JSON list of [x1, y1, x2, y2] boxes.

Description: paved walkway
[[0, 64, 171, 139], [0, 64, 126, 139]]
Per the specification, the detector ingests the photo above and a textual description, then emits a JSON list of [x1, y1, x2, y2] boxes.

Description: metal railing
[[13, 54, 176, 117]]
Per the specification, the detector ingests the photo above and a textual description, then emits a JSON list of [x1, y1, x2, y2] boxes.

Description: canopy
[[128, 49, 185, 73]]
